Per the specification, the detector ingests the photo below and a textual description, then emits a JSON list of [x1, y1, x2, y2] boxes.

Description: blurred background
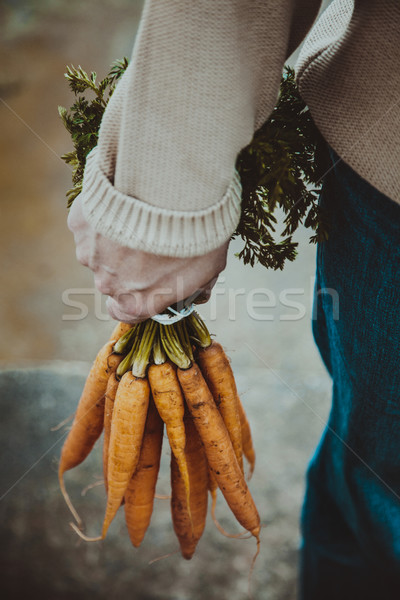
[[1, 1, 332, 598]]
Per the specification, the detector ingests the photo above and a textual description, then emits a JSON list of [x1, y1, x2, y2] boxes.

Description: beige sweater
[[80, 0, 400, 258]]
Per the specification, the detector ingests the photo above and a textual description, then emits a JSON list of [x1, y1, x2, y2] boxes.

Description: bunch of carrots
[[58, 311, 260, 560]]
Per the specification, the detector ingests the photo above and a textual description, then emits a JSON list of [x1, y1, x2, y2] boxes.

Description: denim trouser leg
[[300, 150, 400, 599]]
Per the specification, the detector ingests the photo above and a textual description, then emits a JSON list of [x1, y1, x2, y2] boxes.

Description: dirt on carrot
[[197, 341, 244, 471], [102, 371, 150, 539], [148, 362, 192, 521], [178, 363, 260, 540], [59, 341, 122, 524], [102, 372, 119, 491], [124, 397, 164, 548], [171, 413, 208, 559]]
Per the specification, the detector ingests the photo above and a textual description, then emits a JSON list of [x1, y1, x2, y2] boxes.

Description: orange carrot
[[148, 362, 191, 520], [109, 321, 132, 342], [59, 341, 122, 524], [208, 467, 250, 539], [101, 371, 150, 538], [171, 414, 208, 559], [237, 396, 256, 478], [207, 467, 221, 530], [178, 363, 260, 539], [102, 372, 119, 491], [197, 341, 243, 471], [124, 397, 164, 547], [208, 466, 218, 498]]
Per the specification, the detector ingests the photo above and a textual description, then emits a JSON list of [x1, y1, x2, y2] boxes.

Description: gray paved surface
[[0, 363, 330, 600], [0, 2, 332, 598]]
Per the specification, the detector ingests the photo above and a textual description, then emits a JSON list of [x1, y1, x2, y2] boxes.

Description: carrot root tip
[[81, 479, 104, 497], [148, 549, 180, 565], [247, 535, 261, 600], [69, 521, 103, 542], [59, 473, 83, 528], [50, 413, 75, 432], [210, 489, 249, 539]]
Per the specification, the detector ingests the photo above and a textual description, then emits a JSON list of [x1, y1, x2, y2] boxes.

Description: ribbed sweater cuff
[[79, 148, 242, 258]]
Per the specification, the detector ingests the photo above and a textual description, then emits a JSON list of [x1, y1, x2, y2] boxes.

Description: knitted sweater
[[80, 0, 400, 258]]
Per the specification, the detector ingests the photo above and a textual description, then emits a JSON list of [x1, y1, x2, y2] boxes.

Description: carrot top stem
[[187, 312, 211, 348], [113, 324, 137, 354], [176, 320, 193, 363], [131, 320, 157, 378], [116, 323, 143, 377], [160, 324, 191, 370], [152, 326, 166, 365]]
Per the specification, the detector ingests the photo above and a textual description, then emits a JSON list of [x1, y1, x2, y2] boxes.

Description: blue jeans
[[300, 149, 400, 599]]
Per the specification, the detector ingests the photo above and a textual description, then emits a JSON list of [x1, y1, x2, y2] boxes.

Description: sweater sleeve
[[80, 0, 321, 258]]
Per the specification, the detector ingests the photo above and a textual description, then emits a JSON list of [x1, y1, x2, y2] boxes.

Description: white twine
[[151, 303, 195, 325]]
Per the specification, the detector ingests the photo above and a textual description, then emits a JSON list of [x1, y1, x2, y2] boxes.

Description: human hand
[[67, 195, 229, 323]]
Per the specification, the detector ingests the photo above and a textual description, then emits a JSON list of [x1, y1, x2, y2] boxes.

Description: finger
[[191, 289, 212, 305], [186, 276, 218, 305], [89, 232, 124, 273], [94, 273, 117, 296], [106, 296, 147, 324], [107, 288, 175, 321], [171, 242, 229, 307], [75, 244, 91, 268]]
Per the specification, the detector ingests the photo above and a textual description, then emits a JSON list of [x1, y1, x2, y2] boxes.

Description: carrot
[[101, 371, 150, 538], [207, 467, 221, 530], [59, 341, 122, 524], [124, 397, 164, 547], [208, 466, 218, 498], [208, 468, 250, 539], [171, 413, 208, 559], [178, 363, 260, 539], [109, 321, 132, 342], [197, 341, 243, 471], [148, 362, 192, 522], [102, 372, 119, 491], [237, 396, 256, 478]]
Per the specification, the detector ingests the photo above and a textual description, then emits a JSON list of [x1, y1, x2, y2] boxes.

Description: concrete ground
[[0, 2, 332, 599]]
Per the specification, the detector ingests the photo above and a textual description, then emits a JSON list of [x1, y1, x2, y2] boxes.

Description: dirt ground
[[0, 2, 332, 599]]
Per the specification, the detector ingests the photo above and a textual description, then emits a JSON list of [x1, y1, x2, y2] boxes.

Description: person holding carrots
[[68, 1, 400, 598]]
